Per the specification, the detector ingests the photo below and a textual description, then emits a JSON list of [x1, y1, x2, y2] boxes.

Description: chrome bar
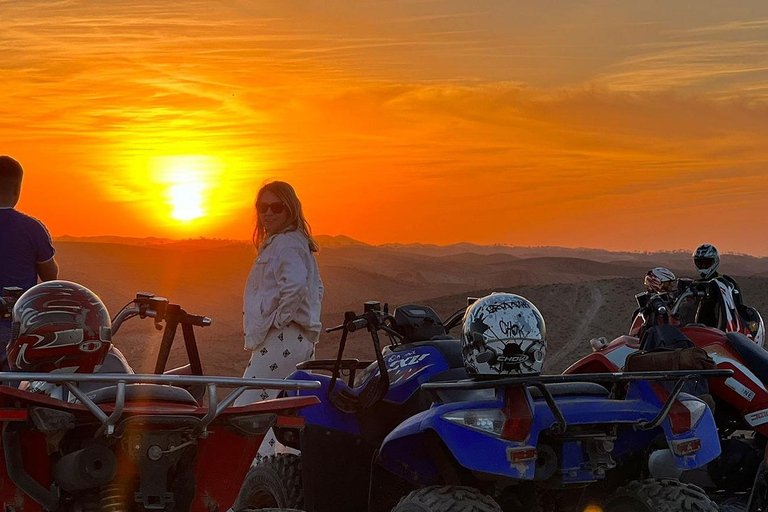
[[0, 372, 321, 390], [202, 382, 218, 428], [111, 306, 142, 335], [64, 382, 109, 424], [102, 381, 127, 435], [4, 373, 319, 438], [205, 386, 249, 428]]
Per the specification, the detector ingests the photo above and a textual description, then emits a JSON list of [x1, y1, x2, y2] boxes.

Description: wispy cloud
[[1, 0, 768, 253]]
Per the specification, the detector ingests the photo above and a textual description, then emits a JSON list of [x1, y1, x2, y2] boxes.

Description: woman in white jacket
[[236, 181, 323, 459]]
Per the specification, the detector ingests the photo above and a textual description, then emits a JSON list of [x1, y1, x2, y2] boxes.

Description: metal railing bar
[[0, 372, 320, 390], [64, 382, 108, 424], [531, 383, 567, 434], [201, 383, 218, 428], [421, 370, 733, 391], [205, 386, 249, 428], [102, 381, 126, 435], [635, 378, 687, 431]]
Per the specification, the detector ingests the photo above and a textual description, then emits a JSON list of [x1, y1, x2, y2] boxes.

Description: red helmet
[[644, 267, 677, 294], [8, 281, 112, 373]]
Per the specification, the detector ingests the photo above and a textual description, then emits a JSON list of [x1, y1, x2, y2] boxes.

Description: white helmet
[[693, 244, 720, 280], [461, 293, 547, 377], [644, 267, 677, 294]]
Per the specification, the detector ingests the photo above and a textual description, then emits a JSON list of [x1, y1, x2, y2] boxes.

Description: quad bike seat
[[77, 347, 135, 395], [425, 368, 610, 403], [78, 347, 195, 406], [392, 339, 464, 369], [726, 331, 768, 383], [527, 382, 610, 399], [86, 383, 198, 406]]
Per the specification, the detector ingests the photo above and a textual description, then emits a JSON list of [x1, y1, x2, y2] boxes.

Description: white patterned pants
[[235, 323, 315, 461]]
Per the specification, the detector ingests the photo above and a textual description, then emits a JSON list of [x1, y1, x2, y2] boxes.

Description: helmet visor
[[694, 256, 716, 271]]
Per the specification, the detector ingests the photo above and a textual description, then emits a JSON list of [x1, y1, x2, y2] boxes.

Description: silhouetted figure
[[0, 156, 59, 370]]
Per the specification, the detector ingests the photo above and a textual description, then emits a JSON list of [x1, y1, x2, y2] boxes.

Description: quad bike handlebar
[[112, 292, 211, 335], [324, 303, 404, 413], [670, 280, 718, 317], [110, 293, 214, 376]]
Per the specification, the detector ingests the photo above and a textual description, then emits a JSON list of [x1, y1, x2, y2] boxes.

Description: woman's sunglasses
[[256, 201, 286, 214]]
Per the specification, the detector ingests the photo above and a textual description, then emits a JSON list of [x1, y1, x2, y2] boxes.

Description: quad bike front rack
[[422, 369, 733, 435], [0, 372, 321, 436]]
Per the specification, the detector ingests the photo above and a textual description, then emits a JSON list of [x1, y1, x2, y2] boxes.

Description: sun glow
[[148, 155, 223, 225], [169, 182, 205, 221]]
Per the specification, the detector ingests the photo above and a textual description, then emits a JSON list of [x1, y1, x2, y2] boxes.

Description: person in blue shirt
[[0, 156, 59, 369]]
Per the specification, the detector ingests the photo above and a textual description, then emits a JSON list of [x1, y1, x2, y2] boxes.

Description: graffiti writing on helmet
[[486, 299, 531, 314], [500, 320, 526, 337]]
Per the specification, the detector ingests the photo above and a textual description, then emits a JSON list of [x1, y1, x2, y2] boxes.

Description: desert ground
[[52, 236, 768, 376]]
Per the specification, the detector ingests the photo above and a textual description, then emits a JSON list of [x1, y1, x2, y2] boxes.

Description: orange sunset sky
[[2, 1, 768, 255]]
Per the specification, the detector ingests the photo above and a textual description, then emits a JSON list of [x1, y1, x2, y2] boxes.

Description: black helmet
[[693, 244, 720, 280]]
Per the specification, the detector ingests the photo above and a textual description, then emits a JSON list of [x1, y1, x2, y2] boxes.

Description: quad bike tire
[[602, 479, 718, 512], [391, 486, 502, 512], [233, 454, 303, 510]]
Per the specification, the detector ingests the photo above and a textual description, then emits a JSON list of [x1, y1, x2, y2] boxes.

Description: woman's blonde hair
[[253, 181, 319, 253]]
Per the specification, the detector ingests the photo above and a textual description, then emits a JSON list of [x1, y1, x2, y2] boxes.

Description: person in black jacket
[[691, 243, 764, 346]]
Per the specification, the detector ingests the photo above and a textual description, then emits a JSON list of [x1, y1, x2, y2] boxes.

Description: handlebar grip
[[346, 318, 368, 332], [185, 314, 212, 327]]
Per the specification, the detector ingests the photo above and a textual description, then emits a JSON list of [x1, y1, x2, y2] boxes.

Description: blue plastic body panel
[[284, 342, 721, 486]]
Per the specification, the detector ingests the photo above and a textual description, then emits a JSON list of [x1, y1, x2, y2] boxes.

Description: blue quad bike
[[236, 301, 731, 512]]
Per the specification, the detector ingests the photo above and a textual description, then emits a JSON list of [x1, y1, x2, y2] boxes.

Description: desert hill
[[49, 236, 768, 377]]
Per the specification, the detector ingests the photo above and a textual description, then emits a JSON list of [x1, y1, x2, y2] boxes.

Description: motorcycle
[[244, 299, 729, 512], [0, 287, 321, 512]]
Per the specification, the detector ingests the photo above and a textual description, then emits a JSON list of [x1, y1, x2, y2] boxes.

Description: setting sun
[[147, 155, 223, 226], [169, 182, 204, 222]]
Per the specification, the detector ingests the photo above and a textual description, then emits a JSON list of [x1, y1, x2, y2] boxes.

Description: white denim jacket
[[243, 230, 323, 350]]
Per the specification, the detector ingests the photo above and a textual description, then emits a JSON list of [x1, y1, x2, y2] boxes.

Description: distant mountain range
[[51, 235, 768, 376], [54, 234, 768, 269]]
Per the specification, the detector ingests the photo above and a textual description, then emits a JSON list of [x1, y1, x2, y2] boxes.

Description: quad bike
[[0, 286, 321, 512], [243, 299, 729, 512], [565, 286, 768, 511]]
